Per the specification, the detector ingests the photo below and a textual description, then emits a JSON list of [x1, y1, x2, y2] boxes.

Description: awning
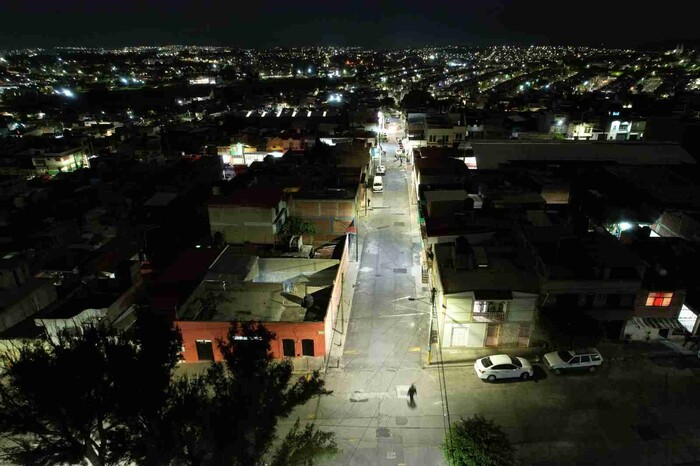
[[473, 290, 513, 301], [631, 317, 685, 331]]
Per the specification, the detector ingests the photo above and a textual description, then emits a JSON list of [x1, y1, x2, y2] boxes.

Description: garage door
[[450, 324, 486, 347]]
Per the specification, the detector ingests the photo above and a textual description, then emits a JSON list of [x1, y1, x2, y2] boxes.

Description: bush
[[443, 415, 515, 466]]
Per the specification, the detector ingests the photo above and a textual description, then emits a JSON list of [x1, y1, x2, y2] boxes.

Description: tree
[[167, 322, 336, 466], [271, 419, 338, 466], [400, 89, 436, 109], [0, 318, 336, 466], [282, 216, 317, 236], [0, 313, 181, 466], [443, 415, 516, 466]]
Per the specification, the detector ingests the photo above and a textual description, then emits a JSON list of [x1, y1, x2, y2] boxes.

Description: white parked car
[[474, 354, 533, 382], [376, 165, 386, 175], [543, 348, 603, 375]]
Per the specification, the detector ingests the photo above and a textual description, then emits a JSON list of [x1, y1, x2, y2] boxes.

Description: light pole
[[409, 288, 437, 366]]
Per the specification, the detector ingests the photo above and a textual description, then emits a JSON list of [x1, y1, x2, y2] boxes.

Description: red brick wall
[[288, 198, 359, 243], [176, 320, 326, 362]]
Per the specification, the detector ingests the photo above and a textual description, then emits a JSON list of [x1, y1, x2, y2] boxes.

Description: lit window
[[645, 292, 673, 307]]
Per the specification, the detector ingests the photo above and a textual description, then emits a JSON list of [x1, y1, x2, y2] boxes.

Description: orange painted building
[[176, 320, 326, 361], [171, 236, 348, 363]]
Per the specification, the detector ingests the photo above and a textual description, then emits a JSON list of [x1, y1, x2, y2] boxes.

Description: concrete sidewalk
[[423, 338, 699, 369]]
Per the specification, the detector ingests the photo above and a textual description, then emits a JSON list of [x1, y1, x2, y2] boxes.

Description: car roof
[[487, 354, 514, 365], [573, 348, 600, 355]]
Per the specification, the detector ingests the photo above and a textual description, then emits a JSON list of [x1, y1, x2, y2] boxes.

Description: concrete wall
[[289, 198, 357, 243], [323, 237, 349, 356], [0, 279, 57, 333], [208, 204, 283, 244], [176, 320, 326, 362]]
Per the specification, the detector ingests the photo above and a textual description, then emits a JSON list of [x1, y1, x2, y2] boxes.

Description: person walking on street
[[407, 384, 417, 407]]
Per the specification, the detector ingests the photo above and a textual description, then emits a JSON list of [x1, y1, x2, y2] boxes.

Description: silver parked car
[[474, 354, 533, 382], [543, 348, 603, 375]]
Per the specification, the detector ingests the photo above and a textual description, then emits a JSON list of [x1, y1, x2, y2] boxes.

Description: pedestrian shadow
[[532, 365, 548, 382], [407, 399, 417, 409]]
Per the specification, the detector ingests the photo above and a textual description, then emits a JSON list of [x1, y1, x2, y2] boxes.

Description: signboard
[[230, 143, 244, 156]]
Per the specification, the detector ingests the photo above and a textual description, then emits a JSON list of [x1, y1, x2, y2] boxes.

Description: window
[[455, 133, 463, 140], [475, 301, 505, 314], [429, 135, 437, 143], [282, 339, 295, 357], [580, 355, 591, 363], [518, 324, 531, 338], [570, 357, 581, 364], [301, 339, 315, 356], [195, 340, 214, 361], [646, 292, 673, 307]]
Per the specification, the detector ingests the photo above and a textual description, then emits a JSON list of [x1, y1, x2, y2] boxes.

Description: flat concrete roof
[[470, 141, 695, 169], [435, 242, 539, 294]]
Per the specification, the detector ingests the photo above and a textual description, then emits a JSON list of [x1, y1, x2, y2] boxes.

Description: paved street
[[278, 133, 700, 466]]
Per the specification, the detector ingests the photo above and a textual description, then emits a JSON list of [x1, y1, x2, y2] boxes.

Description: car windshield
[[481, 357, 493, 368], [509, 356, 522, 367], [557, 351, 574, 362]]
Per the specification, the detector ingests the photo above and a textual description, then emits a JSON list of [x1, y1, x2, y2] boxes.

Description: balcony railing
[[472, 311, 506, 323]]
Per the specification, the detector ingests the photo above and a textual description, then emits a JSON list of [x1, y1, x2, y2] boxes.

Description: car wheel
[[487, 375, 496, 383], [555, 368, 563, 375], [521, 372, 530, 380], [588, 366, 596, 372]]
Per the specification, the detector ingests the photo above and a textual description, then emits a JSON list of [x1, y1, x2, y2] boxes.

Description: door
[[485, 324, 500, 347], [517, 323, 531, 347], [195, 340, 214, 361], [282, 339, 295, 357], [301, 339, 315, 356], [491, 364, 517, 379]]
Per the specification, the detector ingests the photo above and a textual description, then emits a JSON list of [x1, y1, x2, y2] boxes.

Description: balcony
[[472, 311, 506, 323]]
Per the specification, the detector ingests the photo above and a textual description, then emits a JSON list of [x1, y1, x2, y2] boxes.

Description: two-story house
[[30, 147, 89, 175], [208, 188, 287, 245], [517, 225, 645, 340], [432, 233, 540, 349]]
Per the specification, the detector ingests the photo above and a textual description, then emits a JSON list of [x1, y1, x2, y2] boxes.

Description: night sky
[[1, 0, 698, 49]]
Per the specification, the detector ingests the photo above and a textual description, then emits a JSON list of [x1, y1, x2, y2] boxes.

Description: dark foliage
[[443, 415, 516, 466]]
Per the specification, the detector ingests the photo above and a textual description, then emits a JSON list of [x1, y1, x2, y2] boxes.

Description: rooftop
[[209, 188, 285, 208], [434, 241, 538, 295], [176, 247, 340, 323], [523, 226, 644, 280]]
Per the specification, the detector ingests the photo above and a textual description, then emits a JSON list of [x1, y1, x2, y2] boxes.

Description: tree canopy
[[0, 311, 181, 466], [0, 316, 336, 466], [443, 415, 516, 466], [282, 216, 317, 236]]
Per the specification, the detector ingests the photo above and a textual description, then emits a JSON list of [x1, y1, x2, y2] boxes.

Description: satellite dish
[[302, 295, 314, 309]]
